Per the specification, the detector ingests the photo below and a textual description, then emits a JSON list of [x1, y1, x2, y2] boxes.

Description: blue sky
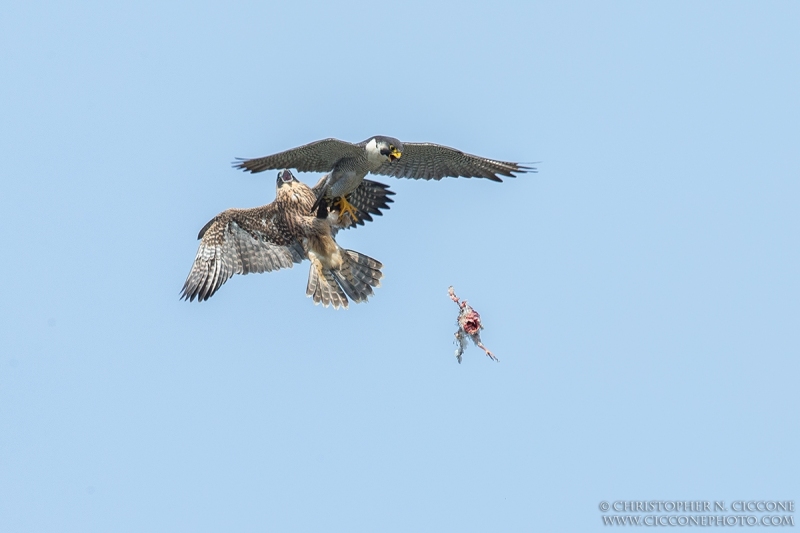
[[1, 1, 798, 531]]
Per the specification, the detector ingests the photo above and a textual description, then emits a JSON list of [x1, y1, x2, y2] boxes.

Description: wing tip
[[231, 157, 248, 170]]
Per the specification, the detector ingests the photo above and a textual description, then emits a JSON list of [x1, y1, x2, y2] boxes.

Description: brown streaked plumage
[[181, 169, 385, 308]]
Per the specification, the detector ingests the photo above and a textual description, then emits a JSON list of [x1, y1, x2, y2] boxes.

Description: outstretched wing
[[233, 138, 363, 174], [372, 142, 534, 182], [312, 177, 395, 230], [180, 204, 305, 302]]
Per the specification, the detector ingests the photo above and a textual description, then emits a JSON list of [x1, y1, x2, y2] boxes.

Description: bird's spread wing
[[372, 142, 534, 182], [233, 138, 363, 174], [181, 205, 304, 301], [312, 177, 395, 230]]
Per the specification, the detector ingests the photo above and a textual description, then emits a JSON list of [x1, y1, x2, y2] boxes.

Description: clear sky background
[[1, 1, 798, 531]]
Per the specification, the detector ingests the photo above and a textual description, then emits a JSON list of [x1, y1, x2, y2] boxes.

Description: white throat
[[364, 138, 387, 166]]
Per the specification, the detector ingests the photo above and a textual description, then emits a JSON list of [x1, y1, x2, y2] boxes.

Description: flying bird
[[233, 136, 534, 221], [180, 170, 390, 308]]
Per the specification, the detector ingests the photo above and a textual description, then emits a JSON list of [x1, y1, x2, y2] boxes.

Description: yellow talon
[[334, 196, 359, 224]]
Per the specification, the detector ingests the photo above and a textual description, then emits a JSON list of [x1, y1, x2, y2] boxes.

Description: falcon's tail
[[306, 257, 348, 309], [336, 180, 396, 230], [333, 250, 383, 303], [306, 250, 383, 309]]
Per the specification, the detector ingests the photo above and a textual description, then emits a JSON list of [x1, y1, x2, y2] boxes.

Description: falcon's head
[[367, 136, 403, 164], [276, 168, 315, 207], [276, 168, 297, 187]]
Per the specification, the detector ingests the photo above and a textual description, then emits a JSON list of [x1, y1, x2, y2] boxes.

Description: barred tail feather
[[332, 250, 383, 303], [345, 250, 383, 289], [306, 258, 349, 309], [306, 250, 383, 309]]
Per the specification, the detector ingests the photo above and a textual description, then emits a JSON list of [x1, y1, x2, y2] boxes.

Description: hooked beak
[[389, 148, 402, 162]]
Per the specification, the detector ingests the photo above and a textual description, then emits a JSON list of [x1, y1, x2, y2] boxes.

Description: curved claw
[[334, 196, 360, 224]]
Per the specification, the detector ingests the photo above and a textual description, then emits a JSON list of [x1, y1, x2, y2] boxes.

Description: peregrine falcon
[[233, 136, 534, 220], [180, 170, 390, 308]]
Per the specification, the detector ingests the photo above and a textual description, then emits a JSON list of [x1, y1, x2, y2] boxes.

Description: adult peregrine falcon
[[180, 170, 390, 308], [233, 136, 534, 220]]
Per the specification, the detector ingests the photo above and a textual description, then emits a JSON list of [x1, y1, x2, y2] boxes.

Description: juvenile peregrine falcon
[[180, 170, 388, 308], [233, 136, 534, 220]]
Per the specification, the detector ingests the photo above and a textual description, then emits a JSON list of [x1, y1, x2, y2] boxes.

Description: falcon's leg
[[315, 197, 329, 219], [310, 176, 331, 215], [332, 195, 359, 223]]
